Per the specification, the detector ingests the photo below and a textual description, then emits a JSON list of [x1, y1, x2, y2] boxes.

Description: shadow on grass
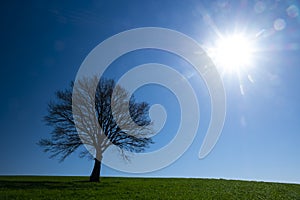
[[0, 180, 110, 190]]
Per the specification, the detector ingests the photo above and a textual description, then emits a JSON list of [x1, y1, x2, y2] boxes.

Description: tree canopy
[[39, 76, 154, 181]]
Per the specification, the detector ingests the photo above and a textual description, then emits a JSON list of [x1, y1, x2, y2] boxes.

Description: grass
[[0, 176, 299, 199]]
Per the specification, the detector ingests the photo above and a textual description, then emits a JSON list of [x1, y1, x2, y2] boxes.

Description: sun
[[210, 34, 254, 73]]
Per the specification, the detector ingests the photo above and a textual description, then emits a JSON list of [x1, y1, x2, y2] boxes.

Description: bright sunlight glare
[[212, 34, 254, 73]]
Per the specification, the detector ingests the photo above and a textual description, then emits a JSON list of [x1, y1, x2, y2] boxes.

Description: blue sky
[[1, 0, 300, 183]]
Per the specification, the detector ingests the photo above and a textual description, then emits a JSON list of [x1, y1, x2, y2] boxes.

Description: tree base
[[89, 176, 100, 182], [89, 158, 101, 182]]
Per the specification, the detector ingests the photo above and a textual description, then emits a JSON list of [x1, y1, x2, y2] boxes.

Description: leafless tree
[[39, 76, 153, 182]]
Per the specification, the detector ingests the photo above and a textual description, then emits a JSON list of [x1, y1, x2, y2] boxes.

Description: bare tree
[[38, 76, 153, 182]]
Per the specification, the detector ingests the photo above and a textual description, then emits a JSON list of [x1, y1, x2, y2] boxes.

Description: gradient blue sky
[[1, 0, 300, 184]]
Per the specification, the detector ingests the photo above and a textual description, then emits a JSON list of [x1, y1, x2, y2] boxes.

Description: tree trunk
[[89, 158, 101, 182]]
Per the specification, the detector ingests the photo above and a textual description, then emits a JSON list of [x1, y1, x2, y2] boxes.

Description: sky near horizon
[[1, 0, 300, 184]]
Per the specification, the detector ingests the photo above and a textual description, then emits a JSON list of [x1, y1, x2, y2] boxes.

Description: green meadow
[[0, 176, 299, 199]]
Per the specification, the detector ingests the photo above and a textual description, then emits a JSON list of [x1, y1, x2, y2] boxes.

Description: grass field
[[0, 176, 299, 199]]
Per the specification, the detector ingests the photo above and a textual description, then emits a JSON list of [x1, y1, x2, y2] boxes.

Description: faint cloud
[[49, 9, 67, 24], [49, 8, 103, 26]]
